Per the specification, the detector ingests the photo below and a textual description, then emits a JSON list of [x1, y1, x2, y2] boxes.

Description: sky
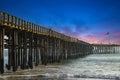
[[0, 0, 120, 44]]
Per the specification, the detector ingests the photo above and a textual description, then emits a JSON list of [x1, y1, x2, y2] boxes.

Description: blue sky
[[0, 0, 120, 44]]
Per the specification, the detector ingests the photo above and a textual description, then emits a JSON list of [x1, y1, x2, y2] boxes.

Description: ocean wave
[[2, 73, 120, 80]]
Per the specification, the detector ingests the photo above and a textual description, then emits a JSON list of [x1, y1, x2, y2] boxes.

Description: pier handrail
[[0, 11, 89, 44]]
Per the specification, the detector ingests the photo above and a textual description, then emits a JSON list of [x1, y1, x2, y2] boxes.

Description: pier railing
[[0, 11, 81, 43]]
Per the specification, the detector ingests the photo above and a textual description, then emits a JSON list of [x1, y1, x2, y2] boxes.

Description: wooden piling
[[28, 33, 33, 69], [7, 30, 12, 70], [22, 31, 27, 69], [11, 29, 18, 72], [0, 27, 4, 74]]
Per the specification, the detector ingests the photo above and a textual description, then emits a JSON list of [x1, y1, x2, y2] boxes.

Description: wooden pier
[[93, 44, 120, 54], [0, 11, 93, 74]]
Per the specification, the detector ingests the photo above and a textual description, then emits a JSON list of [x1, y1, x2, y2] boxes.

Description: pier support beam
[[28, 33, 33, 69], [7, 30, 12, 70], [0, 27, 4, 74], [41, 36, 47, 65], [11, 29, 18, 72], [23, 32, 27, 69]]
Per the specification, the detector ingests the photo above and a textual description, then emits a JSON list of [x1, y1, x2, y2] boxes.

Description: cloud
[[72, 19, 91, 33], [80, 34, 100, 44], [95, 31, 120, 44], [54, 25, 81, 38], [52, 23, 120, 44], [113, 32, 120, 37], [50, 19, 91, 38], [49, 18, 120, 44], [101, 32, 110, 37]]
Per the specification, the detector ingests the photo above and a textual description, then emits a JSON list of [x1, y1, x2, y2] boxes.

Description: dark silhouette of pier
[[0, 11, 120, 74]]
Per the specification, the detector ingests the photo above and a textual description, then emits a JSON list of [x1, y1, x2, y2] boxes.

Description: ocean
[[1, 52, 120, 80]]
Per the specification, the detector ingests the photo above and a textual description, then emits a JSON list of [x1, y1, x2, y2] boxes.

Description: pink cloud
[[80, 35, 100, 44], [113, 32, 120, 37], [101, 32, 110, 37], [78, 32, 120, 44]]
